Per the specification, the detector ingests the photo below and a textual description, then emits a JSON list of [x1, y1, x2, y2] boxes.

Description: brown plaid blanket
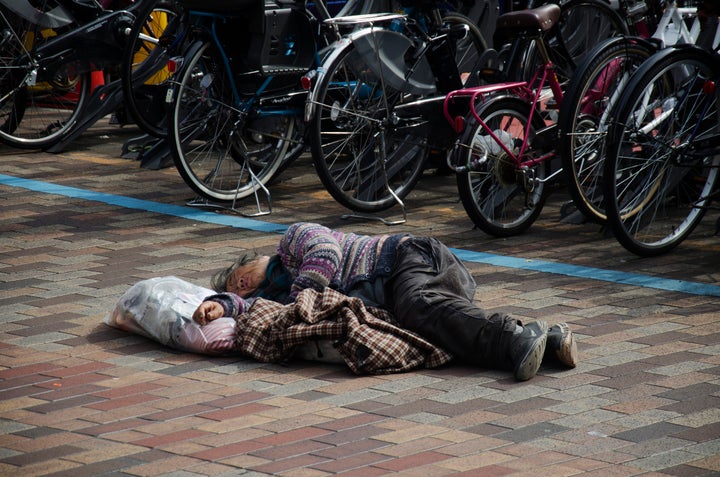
[[235, 288, 452, 374]]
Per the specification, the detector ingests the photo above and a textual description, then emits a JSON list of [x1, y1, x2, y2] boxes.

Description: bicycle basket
[[246, 3, 316, 76]]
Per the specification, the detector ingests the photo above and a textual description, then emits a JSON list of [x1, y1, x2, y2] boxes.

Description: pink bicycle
[[443, 3, 567, 237]]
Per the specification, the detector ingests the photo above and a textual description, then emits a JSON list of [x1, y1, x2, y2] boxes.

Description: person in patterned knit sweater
[[193, 222, 577, 381]]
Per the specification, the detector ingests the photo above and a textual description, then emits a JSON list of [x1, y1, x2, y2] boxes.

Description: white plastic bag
[[104, 276, 237, 354]]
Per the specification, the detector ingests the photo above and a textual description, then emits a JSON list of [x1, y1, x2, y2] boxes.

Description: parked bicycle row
[[443, 0, 720, 256], [1, 0, 718, 257]]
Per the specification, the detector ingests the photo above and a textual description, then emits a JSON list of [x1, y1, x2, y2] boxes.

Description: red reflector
[[703, 80, 716, 94], [301, 70, 317, 91], [454, 116, 465, 134], [167, 59, 178, 74]]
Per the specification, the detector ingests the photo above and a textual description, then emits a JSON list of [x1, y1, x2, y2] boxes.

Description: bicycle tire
[[557, 37, 656, 222], [0, 3, 91, 149], [455, 96, 550, 237], [603, 45, 720, 256], [168, 40, 291, 203], [309, 32, 429, 213], [121, 0, 180, 138], [442, 12, 488, 87]]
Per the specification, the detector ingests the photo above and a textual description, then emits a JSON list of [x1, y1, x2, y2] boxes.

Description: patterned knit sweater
[[278, 222, 405, 301], [205, 223, 407, 315]]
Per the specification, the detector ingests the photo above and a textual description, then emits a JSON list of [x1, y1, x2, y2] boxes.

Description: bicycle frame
[[652, 1, 704, 47], [172, 6, 320, 135], [443, 56, 564, 175]]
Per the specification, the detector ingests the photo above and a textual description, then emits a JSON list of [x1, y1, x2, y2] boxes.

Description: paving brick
[[0, 444, 85, 466], [2, 127, 720, 476]]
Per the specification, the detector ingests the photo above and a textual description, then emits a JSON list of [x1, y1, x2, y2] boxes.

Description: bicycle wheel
[[121, 0, 180, 138], [604, 46, 720, 256], [168, 40, 291, 203], [309, 32, 428, 213], [557, 37, 656, 222], [455, 96, 550, 237], [0, 4, 91, 149]]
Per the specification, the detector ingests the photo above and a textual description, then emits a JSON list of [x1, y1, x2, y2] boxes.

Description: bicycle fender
[[304, 27, 435, 122], [624, 43, 720, 94], [305, 36, 352, 122]]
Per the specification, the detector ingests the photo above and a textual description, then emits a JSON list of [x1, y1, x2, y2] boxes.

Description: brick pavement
[[1, 122, 719, 476]]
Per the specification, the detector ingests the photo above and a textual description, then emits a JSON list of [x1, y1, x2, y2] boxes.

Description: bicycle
[[121, 0, 389, 142], [489, 0, 628, 87], [304, 0, 491, 219], [602, 43, 720, 256], [557, 0, 715, 224], [0, 0, 150, 150], [442, 4, 569, 236], [164, 0, 402, 212]]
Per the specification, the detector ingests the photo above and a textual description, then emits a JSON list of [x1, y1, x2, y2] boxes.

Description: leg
[[386, 237, 546, 380]]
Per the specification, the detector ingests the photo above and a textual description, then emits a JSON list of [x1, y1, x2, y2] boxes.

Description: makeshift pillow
[[104, 276, 237, 354]]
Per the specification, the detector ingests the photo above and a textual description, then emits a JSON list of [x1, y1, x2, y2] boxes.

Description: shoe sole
[[555, 323, 578, 368], [514, 321, 548, 381]]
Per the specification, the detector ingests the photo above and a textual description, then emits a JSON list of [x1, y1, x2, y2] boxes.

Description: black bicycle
[[0, 0, 150, 149], [165, 0, 401, 210], [305, 0, 489, 217]]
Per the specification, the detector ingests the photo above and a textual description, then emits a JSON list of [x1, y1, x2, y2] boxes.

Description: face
[[226, 255, 270, 297]]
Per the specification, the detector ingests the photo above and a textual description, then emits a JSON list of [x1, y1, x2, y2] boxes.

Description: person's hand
[[193, 301, 224, 326]]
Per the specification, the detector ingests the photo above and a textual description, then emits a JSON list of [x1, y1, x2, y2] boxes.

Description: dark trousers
[[386, 237, 518, 367]]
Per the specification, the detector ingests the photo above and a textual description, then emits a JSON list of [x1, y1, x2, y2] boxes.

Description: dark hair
[[211, 252, 259, 292]]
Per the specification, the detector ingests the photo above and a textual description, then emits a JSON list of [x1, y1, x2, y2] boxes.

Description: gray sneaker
[[545, 322, 578, 368], [510, 320, 548, 381]]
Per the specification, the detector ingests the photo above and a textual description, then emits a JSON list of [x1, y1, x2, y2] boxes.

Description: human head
[[211, 252, 270, 296]]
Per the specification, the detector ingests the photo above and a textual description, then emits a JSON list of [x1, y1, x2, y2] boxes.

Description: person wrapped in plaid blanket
[[194, 222, 577, 380]]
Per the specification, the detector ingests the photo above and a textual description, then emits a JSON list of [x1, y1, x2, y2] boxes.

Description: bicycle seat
[[495, 4, 561, 36]]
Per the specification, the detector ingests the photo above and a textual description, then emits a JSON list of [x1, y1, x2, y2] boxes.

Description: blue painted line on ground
[[450, 248, 717, 297], [0, 174, 288, 234], [3, 173, 719, 297]]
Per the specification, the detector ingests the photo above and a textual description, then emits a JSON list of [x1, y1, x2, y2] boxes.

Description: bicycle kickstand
[[340, 189, 408, 226], [187, 167, 272, 217]]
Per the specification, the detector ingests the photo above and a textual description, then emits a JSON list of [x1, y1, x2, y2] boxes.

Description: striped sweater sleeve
[[278, 223, 342, 300]]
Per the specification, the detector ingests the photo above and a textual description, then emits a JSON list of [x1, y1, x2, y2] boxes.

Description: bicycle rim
[[169, 41, 289, 203], [559, 39, 654, 222]]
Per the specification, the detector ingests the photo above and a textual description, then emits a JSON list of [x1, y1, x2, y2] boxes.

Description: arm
[[192, 292, 251, 325], [278, 223, 343, 300], [193, 301, 224, 326]]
